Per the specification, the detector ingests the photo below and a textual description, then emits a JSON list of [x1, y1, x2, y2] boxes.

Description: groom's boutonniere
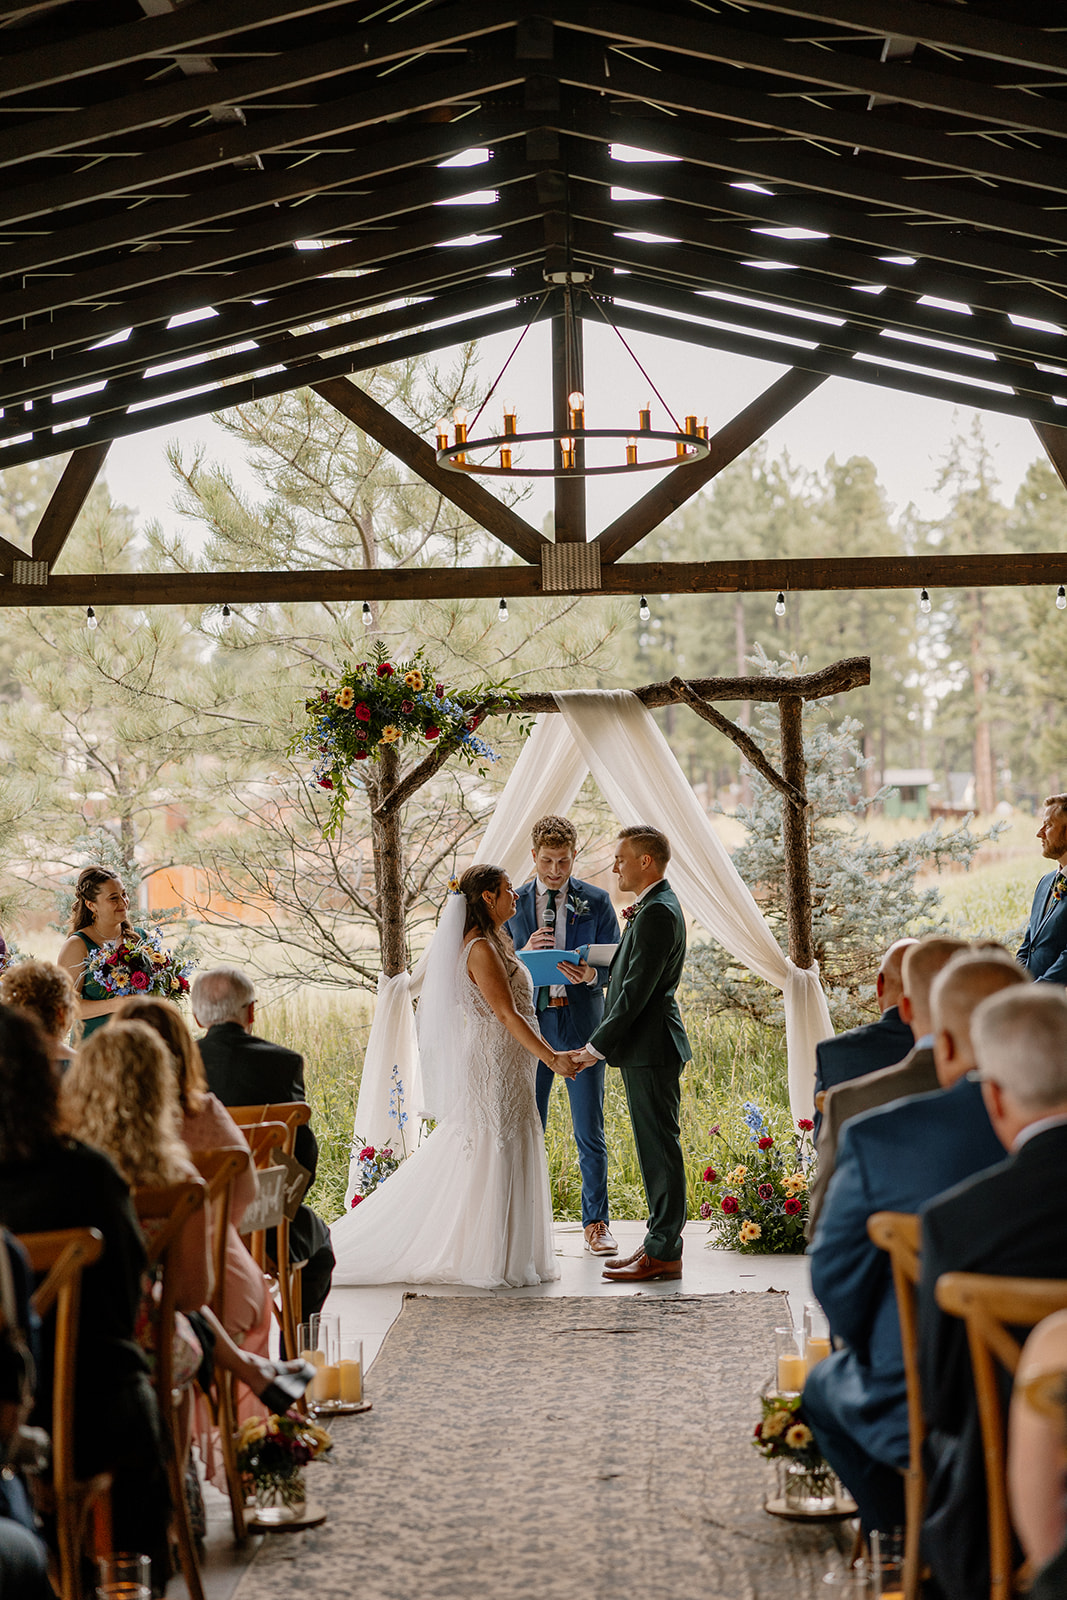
[[622, 903, 641, 923], [568, 894, 591, 919]]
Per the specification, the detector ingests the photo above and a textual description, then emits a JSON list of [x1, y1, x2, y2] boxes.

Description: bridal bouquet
[[82, 926, 194, 1000], [700, 1103, 815, 1254], [291, 642, 525, 836]]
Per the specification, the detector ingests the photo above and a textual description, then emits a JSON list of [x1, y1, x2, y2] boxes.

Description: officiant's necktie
[[536, 889, 557, 1012]]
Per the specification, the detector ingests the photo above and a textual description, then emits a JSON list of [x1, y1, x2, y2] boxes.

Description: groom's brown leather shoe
[[602, 1252, 682, 1282]]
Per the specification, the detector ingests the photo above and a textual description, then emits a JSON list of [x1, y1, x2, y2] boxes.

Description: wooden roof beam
[[5, 554, 1067, 609], [598, 367, 828, 562], [734, 0, 1067, 76], [30, 443, 111, 569]]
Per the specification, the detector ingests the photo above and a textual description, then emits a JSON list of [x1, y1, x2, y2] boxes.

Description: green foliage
[[685, 648, 1001, 1029]]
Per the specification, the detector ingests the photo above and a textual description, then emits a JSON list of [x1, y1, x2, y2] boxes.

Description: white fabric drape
[[345, 693, 833, 1202]]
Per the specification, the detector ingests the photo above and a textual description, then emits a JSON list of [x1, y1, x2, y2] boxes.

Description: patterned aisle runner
[[236, 1293, 849, 1600]]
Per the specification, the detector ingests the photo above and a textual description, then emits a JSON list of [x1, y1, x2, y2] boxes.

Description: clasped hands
[[548, 1044, 599, 1079]]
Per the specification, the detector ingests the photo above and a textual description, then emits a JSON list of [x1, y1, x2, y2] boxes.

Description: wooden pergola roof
[[3, 0, 1067, 606]]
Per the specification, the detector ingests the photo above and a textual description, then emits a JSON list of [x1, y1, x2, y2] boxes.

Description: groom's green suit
[[587, 878, 691, 1262]]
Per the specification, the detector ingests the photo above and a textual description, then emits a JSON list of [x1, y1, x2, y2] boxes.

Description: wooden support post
[[551, 291, 586, 543], [368, 744, 408, 978], [778, 694, 814, 970]]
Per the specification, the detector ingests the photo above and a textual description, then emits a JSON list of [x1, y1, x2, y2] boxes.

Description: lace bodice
[[460, 938, 540, 1144]]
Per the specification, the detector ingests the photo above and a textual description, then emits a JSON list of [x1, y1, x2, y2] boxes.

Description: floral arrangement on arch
[[699, 1102, 815, 1254], [291, 642, 524, 837], [234, 1411, 332, 1505], [82, 926, 193, 1001], [752, 1391, 820, 1465]]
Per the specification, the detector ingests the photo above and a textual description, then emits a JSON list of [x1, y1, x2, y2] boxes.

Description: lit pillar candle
[[777, 1352, 808, 1391], [339, 1359, 363, 1402], [805, 1335, 832, 1367], [312, 1363, 340, 1403]]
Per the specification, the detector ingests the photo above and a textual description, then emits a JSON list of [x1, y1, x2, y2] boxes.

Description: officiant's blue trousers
[[534, 1012, 609, 1227]]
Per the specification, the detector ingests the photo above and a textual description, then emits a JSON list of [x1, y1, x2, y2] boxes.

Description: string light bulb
[[497, 598, 509, 622], [774, 591, 786, 617], [1057, 586, 1066, 611], [86, 605, 98, 630], [361, 601, 372, 626], [639, 596, 651, 622], [220, 603, 232, 626], [919, 587, 931, 614]]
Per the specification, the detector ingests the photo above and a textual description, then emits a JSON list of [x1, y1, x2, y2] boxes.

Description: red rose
[[130, 969, 149, 991], [721, 1196, 739, 1215], [319, 690, 330, 701], [354, 726, 367, 740], [350, 1194, 363, 1208], [359, 1146, 375, 1160], [354, 751, 368, 760], [797, 1118, 814, 1132], [784, 1197, 802, 1215], [435, 683, 444, 698], [179, 976, 190, 993], [356, 662, 367, 672], [377, 663, 394, 678], [758, 1183, 773, 1200], [425, 726, 440, 741], [401, 700, 414, 714], [355, 702, 371, 721], [318, 776, 334, 789], [702, 1166, 717, 1183], [467, 715, 481, 731], [758, 1135, 774, 1150], [106, 950, 121, 965], [380, 1148, 393, 1159]]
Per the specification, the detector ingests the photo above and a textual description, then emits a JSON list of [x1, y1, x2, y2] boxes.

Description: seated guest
[[813, 938, 917, 1135], [0, 1004, 173, 1589], [803, 950, 1027, 1537], [919, 986, 1067, 1600], [193, 968, 334, 1325], [1009, 1312, 1067, 1579], [0, 1228, 57, 1599], [808, 937, 967, 1232], [0, 960, 78, 1075]]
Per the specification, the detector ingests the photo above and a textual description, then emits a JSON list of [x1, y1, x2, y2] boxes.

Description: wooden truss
[[1, 2, 1066, 601]]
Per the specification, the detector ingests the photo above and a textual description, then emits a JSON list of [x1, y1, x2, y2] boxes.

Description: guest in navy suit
[[803, 950, 1030, 1535], [1018, 794, 1067, 983], [813, 939, 916, 1133], [506, 815, 620, 1255], [919, 984, 1067, 1600]]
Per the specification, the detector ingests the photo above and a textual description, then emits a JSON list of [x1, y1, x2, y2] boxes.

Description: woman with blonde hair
[[0, 959, 78, 1073]]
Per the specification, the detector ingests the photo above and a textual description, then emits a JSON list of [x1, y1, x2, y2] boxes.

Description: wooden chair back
[[230, 1111, 305, 1355], [17, 1228, 109, 1600], [132, 1180, 207, 1600], [187, 1147, 251, 1544], [868, 1210, 923, 1600], [935, 1273, 1067, 1599]]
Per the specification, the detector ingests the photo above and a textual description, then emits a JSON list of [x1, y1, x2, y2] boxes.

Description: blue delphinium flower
[[742, 1100, 768, 1142]]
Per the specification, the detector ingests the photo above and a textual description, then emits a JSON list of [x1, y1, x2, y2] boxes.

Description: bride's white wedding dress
[[329, 937, 560, 1288]]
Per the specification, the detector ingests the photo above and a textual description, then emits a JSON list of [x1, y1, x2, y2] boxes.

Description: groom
[[570, 824, 691, 1283], [507, 815, 621, 1255]]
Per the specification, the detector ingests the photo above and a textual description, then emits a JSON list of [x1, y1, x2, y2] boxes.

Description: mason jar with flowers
[[235, 1411, 332, 1523], [753, 1392, 839, 1513]]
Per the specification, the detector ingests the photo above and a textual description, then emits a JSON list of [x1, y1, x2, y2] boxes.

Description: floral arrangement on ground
[[235, 1411, 332, 1506], [291, 642, 525, 836], [752, 1391, 821, 1466], [82, 926, 193, 1001], [699, 1101, 815, 1253]]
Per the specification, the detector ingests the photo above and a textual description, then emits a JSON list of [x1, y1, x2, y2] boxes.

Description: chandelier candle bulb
[[568, 390, 585, 430], [625, 436, 638, 466], [697, 417, 709, 440], [560, 437, 575, 470], [435, 421, 449, 451], [499, 447, 512, 470], [684, 415, 698, 435], [502, 403, 516, 437], [639, 405, 651, 431]]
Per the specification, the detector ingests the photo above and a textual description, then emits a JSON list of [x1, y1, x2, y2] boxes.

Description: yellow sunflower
[[403, 669, 424, 692], [739, 1220, 762, 1243], [379, 725, 401, 744], [335, 686, 355, 709], [785, 1423, 813, 1449]]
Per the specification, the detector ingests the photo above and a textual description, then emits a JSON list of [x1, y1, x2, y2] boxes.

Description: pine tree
[[684, 648, 999, 1028]]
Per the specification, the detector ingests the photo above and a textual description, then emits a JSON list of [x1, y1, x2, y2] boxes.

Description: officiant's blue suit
[[1017, 869, 1067, 982], [507, 878, 619, 1226]]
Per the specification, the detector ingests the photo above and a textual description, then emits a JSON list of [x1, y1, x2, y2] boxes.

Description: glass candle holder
[[96, 1552, 152, 1600], [339, 1335, 364, 1403], [775, 1326, 807, 1394]]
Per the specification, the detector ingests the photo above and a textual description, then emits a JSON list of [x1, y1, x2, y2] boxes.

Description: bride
[[329, 864, 578, 1288]]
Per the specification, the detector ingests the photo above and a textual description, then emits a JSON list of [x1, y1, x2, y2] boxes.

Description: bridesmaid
[[57, 866, 137, 1041]]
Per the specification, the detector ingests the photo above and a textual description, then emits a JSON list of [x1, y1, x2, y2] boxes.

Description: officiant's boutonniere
[[622, 903, 641, 923], [567, 894, 591, 919]]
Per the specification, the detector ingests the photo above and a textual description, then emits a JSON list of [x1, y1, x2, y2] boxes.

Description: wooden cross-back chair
[[17, 1227, 110, 1600], [132, 1178, 207, 1600], [228, 1103, 311, 1357], [935, 1273, 1067, 1600], [868, 1210, 924, 1600], [189, 1146, 250, 1543]]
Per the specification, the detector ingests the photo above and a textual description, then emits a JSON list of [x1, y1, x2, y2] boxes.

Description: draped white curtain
[[345, 692, 833, 1202]]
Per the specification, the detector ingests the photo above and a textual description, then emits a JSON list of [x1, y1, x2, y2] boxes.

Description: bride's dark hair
[[459, 864, 513, 962]]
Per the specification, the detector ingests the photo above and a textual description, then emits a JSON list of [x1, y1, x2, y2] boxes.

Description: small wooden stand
[[246, 1501, 328, 1535]]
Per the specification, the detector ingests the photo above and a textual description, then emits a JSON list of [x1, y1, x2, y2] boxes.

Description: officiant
[[507, 816, 620, 1257]]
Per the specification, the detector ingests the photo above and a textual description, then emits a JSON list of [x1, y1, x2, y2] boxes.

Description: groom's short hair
[[618, 824, 671, 868], [531, 815, 577, 851]]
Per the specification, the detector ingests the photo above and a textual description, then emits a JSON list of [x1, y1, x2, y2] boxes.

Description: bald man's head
[[899, 936, 970, 1040], [876, 938, 920, 1013], [930, 950, 1031, 1087]]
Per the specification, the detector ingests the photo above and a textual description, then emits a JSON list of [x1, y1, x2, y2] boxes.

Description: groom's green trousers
[[620, 1062, 687, 1262]]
